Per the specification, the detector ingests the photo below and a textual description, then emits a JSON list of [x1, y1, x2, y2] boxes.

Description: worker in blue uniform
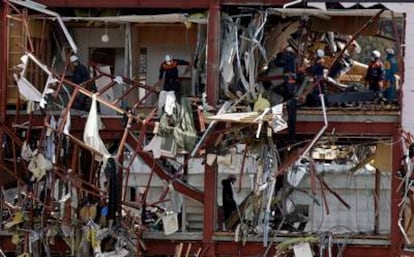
[[281, 46, 298, 143], [384, 48, 398, 102]]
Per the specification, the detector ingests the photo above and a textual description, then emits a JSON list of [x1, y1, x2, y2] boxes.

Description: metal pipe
[[95, 79, 116, 97], [283, 0, 303, 8], [57, 87, 79, 134], [319, 175, 351, 210], [132, 90, 154, 110], [113, 85, 136, 105]]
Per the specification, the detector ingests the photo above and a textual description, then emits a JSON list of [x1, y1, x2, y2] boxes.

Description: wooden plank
[[207, 112, 273, 123]]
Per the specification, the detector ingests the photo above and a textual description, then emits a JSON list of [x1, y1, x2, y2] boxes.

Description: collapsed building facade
[[0, 0, 414, 256]]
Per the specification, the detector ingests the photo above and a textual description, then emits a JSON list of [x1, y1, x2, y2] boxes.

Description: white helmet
[[70, 55, 79, 63], [372, 50, 381, 59], [165, 54, 172, 63], [385, 48, 395, 55], [286, 46, 294, 53], [316, 49, 325, 58]]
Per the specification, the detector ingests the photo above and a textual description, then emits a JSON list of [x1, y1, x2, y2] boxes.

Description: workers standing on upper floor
[[384, 47, 399, 103], [365, 50, 385, 99], [158, 54, 191, 101]]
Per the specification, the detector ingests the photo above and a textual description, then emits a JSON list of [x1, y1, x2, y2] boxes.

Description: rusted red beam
[[34, 0, 290, 8], [295, 121, 397, 136], [0, 235, 69, 253], [319, 175, 351, 210], [36, 0, 209, 8], [128, 133, 204, 203], [222, 0, 288, 5], [137, 149, 204, 203], [0, 3, 8, 127], [206, 0, 221, 107], [143, 239, 389, 257], [6, 114, 398, 142], [203, 158, 217, 257], [204, 3, 220, 253], [0, 122, 23, 147]]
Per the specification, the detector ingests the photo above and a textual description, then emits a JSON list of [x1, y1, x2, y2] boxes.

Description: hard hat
[[385, 48, 395, 55], [316, 49, 325, 58], [228, 174, 237, 182], [372, 50, 381, 59], [286, 46, 294, 53], [165, 54, 172, 63], [70, 55, 79, 63]]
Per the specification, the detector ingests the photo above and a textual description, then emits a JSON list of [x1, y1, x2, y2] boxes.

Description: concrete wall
[[73, 27, 126, 69], [292, 171, 391, 234], [72, 25, 194, 109], [125, 152, 391, 233]]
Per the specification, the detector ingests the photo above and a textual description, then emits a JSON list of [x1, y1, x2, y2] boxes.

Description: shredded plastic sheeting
[[83, 94, 111, 162], [28, 152, 53, 181], [14, 75, 42, 102]]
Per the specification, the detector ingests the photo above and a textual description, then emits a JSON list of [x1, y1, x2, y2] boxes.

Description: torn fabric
[[83, 94, 111, 162], [14, 75, 42, 102], [21, 141, 33, 161], [28, 152, 53, 181]]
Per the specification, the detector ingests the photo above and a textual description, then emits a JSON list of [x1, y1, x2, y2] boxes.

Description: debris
[[162, 211, 179, 236], [293, 242, 314, 257]]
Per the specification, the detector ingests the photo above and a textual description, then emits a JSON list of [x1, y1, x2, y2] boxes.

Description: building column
[[206, 0, 221, 107], [0, 2, 8, 125], [203, 159, 217, 257], [390, 131, 403, 257]]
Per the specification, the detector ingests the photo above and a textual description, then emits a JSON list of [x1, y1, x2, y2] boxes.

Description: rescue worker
[[70, 55, 90, 85], [70, 55, 93, 110], [281, 46, 298, 144], [365, 50, 385, 98], [384, 48, 398, 102], [158, 54, 191, 101], [307, 49, 326, 106]]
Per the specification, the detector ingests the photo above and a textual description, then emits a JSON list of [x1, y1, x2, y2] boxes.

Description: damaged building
[[1, 0, 414, 256]]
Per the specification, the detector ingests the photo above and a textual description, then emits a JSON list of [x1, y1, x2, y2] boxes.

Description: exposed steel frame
[[0, 1, 409, 257], [35, 0, 288, 8], [0, 2, 8, 131]]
